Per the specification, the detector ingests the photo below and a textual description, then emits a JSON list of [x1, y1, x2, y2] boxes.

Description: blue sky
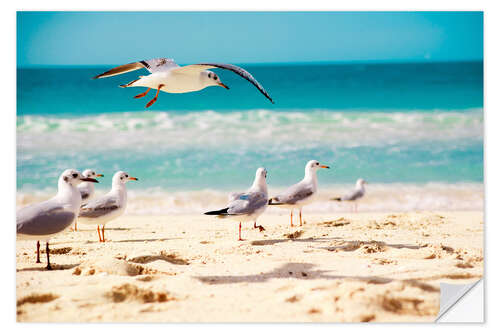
[[17, 11, 483, 66]]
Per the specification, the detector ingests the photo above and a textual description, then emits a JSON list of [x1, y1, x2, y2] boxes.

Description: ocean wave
[[17, 182, 483, 215], [17, 109, 483, 150]]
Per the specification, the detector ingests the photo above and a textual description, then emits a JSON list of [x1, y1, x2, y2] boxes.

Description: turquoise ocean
[[17, 61, 483, 213]]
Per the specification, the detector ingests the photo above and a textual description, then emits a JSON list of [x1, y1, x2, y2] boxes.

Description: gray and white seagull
[[204, 168, 269, 241], [78, 171, 138, 242], [331, 178, 367, 212], [93, 58, 274, 108], [16, 169, 98, 270], [268, 160, 330, 227]]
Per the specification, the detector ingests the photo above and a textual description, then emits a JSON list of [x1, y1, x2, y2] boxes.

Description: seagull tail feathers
[[331, 197, 342, 201], [204, 207, 229, 216]]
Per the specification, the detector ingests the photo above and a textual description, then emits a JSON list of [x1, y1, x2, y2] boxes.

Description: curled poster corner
[[436, 279, 483, 322]]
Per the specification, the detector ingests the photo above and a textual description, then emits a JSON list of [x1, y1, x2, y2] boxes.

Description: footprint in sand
[[106, 283, 176, 303], [73, 258, 159, 276], [17, 293, 59, 307]]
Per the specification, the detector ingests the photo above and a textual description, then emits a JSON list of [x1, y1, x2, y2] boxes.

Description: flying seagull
[[269, 160, 330, 227], [205, 168, 269, 241], [78, 171, 137, 242], [331, 178, 367, 212], [16, 169, 98, 270], [73, 169, 104, 231], [93, 58, 274, 108]]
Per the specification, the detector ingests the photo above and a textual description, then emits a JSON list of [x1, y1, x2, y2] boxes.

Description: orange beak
[[319, 165, 330, 169], [218, 83, 230, 90], [96, 174, 104, 177], [129, 177, 138, 181]]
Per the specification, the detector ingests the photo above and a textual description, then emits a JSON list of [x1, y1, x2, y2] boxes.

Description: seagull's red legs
[[36, 241, 41, 263], [253, 221, 265, 232], [97, 225, 102, 242], [145, 85, 164, 108], [290, 209, 294, 227], [46, 242, 52, 270], [238, 222, 243, 241], [134, 88, 151, 99]]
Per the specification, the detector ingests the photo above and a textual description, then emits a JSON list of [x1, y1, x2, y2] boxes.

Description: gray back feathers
[[17, 202, 76, 236]]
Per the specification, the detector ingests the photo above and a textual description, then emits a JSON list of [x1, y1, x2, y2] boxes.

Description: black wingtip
[[331, 198, 341, 201], [204, 207, 229, 215]]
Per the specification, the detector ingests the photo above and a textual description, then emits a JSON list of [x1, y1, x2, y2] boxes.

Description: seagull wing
[[17, 201, 76, 236], [228, 191, 245, 202], [227, 191, 268, 215], [93, 58, 179, 79], [342, 189, 364, 201], [172, 63, 274, 104], [271, 182, 314, 205], [79, 195, 120, 218]]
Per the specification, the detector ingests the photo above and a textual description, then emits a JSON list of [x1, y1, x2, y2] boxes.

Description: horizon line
[[17, 58, 483, 69]]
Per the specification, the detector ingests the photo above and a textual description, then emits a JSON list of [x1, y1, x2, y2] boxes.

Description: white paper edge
[[436, 279, 484, 322]]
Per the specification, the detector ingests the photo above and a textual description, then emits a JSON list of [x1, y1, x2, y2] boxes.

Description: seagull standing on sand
[[78, 171, 137, 242], [331, 178, 367, 212], [269, 160, 330, 227], [93, 58, 274, 108], [16, 169, 99, 270], [205, 168, 269, 241], [73, 169, 104, 231]]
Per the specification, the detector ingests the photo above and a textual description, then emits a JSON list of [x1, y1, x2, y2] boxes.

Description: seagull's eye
[[214, 75, 218, 80], [316, 163, 319, 166], [72, 173, 78, 178], [125, 174, 129, 178], [208, 73, 212, 78]]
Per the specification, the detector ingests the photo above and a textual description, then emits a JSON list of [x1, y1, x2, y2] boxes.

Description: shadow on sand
[[193, 262, 439, 292], [17, 263, 79, 272], [111, 237, 179, 243]]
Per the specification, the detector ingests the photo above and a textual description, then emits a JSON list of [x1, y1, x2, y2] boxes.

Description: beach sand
[[16, 211, 483, 322]]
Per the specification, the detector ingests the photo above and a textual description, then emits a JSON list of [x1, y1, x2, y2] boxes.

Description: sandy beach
[[16, 210, 483, 322]]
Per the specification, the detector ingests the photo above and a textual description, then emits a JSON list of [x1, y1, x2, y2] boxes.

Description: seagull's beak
[[319, 165, 330, 169], [82, 177, 99, 183], [218, 82, 230, 90], [96, 174, 104, 177], [129, 177, 138, 181]]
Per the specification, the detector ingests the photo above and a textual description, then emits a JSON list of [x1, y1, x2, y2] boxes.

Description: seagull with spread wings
[[93, 58, 274, 108]]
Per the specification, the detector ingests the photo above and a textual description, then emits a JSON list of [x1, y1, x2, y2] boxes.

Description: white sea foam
[[17, 109, 483, 151]]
